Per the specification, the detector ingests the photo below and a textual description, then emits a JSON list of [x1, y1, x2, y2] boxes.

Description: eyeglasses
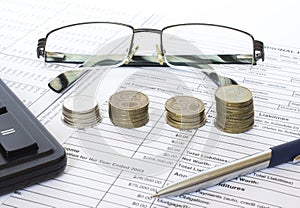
[[37, 22, 264, 92], [37, 22, 264, 67]]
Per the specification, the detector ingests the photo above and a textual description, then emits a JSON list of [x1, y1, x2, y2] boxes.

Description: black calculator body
[[0, 79, 66, 196]]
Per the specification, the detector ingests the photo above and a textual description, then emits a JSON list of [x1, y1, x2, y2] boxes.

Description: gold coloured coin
[[166, 115, 206, 130], [110, 116, 149, 129], [215, 85, 253, 106], [165, 96, 206, 130], [109, 90, 149, 129], [165, 96, 205, 117], [214, 119, 254, 134], [214, 85, 254, 134], [109, 90, 149, 111]]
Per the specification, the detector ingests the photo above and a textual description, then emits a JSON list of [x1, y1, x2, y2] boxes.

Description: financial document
[[2, 46, 300, 208], [1, 1, 300, 208]]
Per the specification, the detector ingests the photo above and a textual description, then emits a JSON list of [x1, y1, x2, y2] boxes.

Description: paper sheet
[[3, 46, 300, 207], [1, 0, 300, 208]]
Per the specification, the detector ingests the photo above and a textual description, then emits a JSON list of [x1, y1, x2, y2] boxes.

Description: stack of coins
[[214, 85, 254, 133], [165, 96, 206, 130], [109, 90, 149, 128], [62, 95, 101, 129]]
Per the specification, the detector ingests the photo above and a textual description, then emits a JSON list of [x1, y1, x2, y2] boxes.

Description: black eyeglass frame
[[37, 22, 264, 66]]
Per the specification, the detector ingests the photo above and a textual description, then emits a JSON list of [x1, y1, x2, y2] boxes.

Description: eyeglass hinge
[[37, 38, 46, 58], [254, 40, 265, 62]]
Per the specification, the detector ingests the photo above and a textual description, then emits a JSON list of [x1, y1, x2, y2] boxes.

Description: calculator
[[0, 79, 66, 196]]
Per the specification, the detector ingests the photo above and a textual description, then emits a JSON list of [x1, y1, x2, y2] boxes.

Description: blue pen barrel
[[269, 138, 300, 167]]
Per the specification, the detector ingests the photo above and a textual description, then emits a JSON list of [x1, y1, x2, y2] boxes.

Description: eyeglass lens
[[45, 23, 133, 66], [162, 24, 254, 67]]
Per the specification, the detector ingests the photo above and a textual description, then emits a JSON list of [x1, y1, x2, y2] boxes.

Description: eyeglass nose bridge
[[125, 28, 164, 65], [133, 28, 161, 34]]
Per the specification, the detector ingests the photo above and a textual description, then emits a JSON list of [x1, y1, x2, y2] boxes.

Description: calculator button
[[0, 101, 7, 115], [0, 112, 38, 159]]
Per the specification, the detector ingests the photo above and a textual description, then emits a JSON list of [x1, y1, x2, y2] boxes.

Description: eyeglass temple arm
[[37, 38, 46, 58], [42, 54, 249, 93], [254, 40, 264, 62], [47, 55, 238, 93], [46, 56, 169, 93]]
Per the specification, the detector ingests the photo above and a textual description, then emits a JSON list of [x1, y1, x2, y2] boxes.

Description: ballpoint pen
[[153, 138, 300, 198]]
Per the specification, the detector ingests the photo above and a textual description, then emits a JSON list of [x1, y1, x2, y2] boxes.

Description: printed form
[[1, 1, 300, 208], [2, 46, 300, 208]]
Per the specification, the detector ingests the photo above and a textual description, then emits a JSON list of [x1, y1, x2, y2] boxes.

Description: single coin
[[215, 85, 252, 106], [63, 95, 98, 114], [165, 96, 205, 117], [109, 90, 149, 111]]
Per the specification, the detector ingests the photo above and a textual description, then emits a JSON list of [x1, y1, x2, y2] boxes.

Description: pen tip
[[152, 192, 158, 198]]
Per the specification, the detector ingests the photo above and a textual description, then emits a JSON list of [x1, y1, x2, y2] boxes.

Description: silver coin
[[63, 107, 100, 119], [62, 95, 101, 129], [63, 114, 101, 124], [63, 95, 98, 114]]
